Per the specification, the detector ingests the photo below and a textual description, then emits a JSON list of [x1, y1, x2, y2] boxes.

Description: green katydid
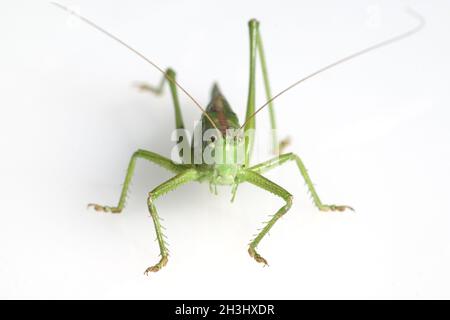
[[53, 3, 424, 274]]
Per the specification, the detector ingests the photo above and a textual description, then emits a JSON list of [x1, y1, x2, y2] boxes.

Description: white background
[[1, 0, 449, 299]]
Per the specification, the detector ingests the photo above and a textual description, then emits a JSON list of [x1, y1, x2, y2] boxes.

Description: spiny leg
[[238, 169, 293, 266], [88, 149, 188, 213], [144, 169, 199, 274], [135, 68, 190, 158], [249, 153, 353, 212]]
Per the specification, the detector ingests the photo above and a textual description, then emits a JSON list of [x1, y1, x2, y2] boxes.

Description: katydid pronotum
[[53, 3, 424, 274]]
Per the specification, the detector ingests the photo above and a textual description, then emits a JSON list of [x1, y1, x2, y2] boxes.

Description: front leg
[[144, 169, 199, 275], [238, 169, 293, 266], [249, 153, 353, 212], [88, 149, 188, 214]]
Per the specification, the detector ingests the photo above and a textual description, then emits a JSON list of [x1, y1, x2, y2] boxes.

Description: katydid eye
[[210, 136, 216, 142]]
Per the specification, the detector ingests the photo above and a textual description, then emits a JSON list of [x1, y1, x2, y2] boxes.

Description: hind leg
[[255, 24, 290, 154], [135, 68, 190, 158]]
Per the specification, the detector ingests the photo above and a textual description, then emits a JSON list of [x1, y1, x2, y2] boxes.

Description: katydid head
[[205, 131, 245, 185], [201, 86, 245, 184]]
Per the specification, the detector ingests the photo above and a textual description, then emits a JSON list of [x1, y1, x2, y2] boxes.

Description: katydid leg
[[144, 169, 199, 274], [88, 149, 187, 213], [244, 20, 259, 166], [238, 169, 293, 265], [255, 27, 290, 153], [249, 153, 353, 212], [136, 68, 190, 157], [244, 20, 289, 157]]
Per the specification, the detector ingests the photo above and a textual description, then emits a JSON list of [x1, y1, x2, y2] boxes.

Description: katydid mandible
[[53, 3, 424, 274]]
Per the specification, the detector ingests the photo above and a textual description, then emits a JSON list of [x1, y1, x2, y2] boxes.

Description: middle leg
[[88, 149, 188, 213], [249, 153, 353, 212]]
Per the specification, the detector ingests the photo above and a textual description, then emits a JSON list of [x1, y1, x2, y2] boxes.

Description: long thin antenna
[[240, 8, 425, 130], [51, 2, 219, 131]]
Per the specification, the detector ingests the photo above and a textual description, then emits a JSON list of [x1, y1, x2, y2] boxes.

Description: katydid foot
[[277, 136, 291, 154], [144, 256, 168, 275], [248, 247, 269, 267], [319, 204, 354, 212], [134, 82, 163, 95], [87, 203, 122, 214]]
